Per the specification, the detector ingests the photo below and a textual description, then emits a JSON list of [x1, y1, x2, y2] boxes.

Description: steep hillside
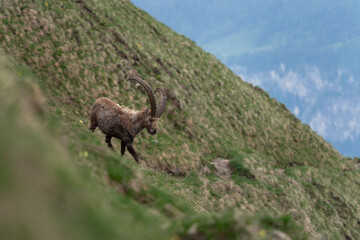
[[0, 55, 174, 240], [1, 0, 359, 239], [0, 42, 307, 240]]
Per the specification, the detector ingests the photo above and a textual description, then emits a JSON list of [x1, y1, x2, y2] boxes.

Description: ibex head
[[144, 113, 159, 135], [127, 77, 167, 135]]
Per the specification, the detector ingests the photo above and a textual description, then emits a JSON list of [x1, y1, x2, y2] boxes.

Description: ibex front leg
[[127, 144, 139, 163], [105, 135, 114, 150]]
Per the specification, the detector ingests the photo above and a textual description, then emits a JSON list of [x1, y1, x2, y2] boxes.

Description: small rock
[[211, 158, 232, 179], [200, 165, 211, 175], [164, 204, 184, 219], [187, 223, 198, 235], [270, 230, 291, 240]]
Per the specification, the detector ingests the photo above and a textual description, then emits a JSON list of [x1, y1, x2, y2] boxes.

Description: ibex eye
[[149, 119, 154, 122]]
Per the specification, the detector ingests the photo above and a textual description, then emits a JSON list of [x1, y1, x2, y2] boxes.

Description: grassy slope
[[0, 45, 306, 240], [0, 54, 179, 240], [0, 0, 359, 239]]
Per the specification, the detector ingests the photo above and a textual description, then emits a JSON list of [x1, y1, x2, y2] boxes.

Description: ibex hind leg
[[121, 141, 126, 155], [89, 111, 98, 132]]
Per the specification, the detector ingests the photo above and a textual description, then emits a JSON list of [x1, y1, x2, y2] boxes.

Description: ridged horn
[[155, 88, 167, 118], [127, 77, 157, 117]]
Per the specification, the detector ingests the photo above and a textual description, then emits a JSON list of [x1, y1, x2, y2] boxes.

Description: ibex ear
[[145, 108, 149, 115]]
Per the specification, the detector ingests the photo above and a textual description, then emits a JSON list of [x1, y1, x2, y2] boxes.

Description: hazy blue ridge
[[132, 0, 360, 157]]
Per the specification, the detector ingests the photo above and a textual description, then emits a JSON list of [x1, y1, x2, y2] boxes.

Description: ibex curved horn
[[155, 88, 167, 118], [127, 77, 157, 117]]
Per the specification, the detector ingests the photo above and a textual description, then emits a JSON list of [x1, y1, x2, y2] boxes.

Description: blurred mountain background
[[132, 0, 360, 157]]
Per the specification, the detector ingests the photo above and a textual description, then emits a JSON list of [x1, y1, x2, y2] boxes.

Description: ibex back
[[89, 77, 166, 163]]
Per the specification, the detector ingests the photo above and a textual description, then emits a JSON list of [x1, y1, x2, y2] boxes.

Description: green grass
[[230, 152, 256, 184], [179, 211, 307, 240]]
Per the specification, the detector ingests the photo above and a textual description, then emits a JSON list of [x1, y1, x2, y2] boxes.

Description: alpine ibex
[[89, 77, 167, 163]]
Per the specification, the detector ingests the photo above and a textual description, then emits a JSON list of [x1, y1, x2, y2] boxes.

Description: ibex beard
[[89, 77, 167, 163]]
